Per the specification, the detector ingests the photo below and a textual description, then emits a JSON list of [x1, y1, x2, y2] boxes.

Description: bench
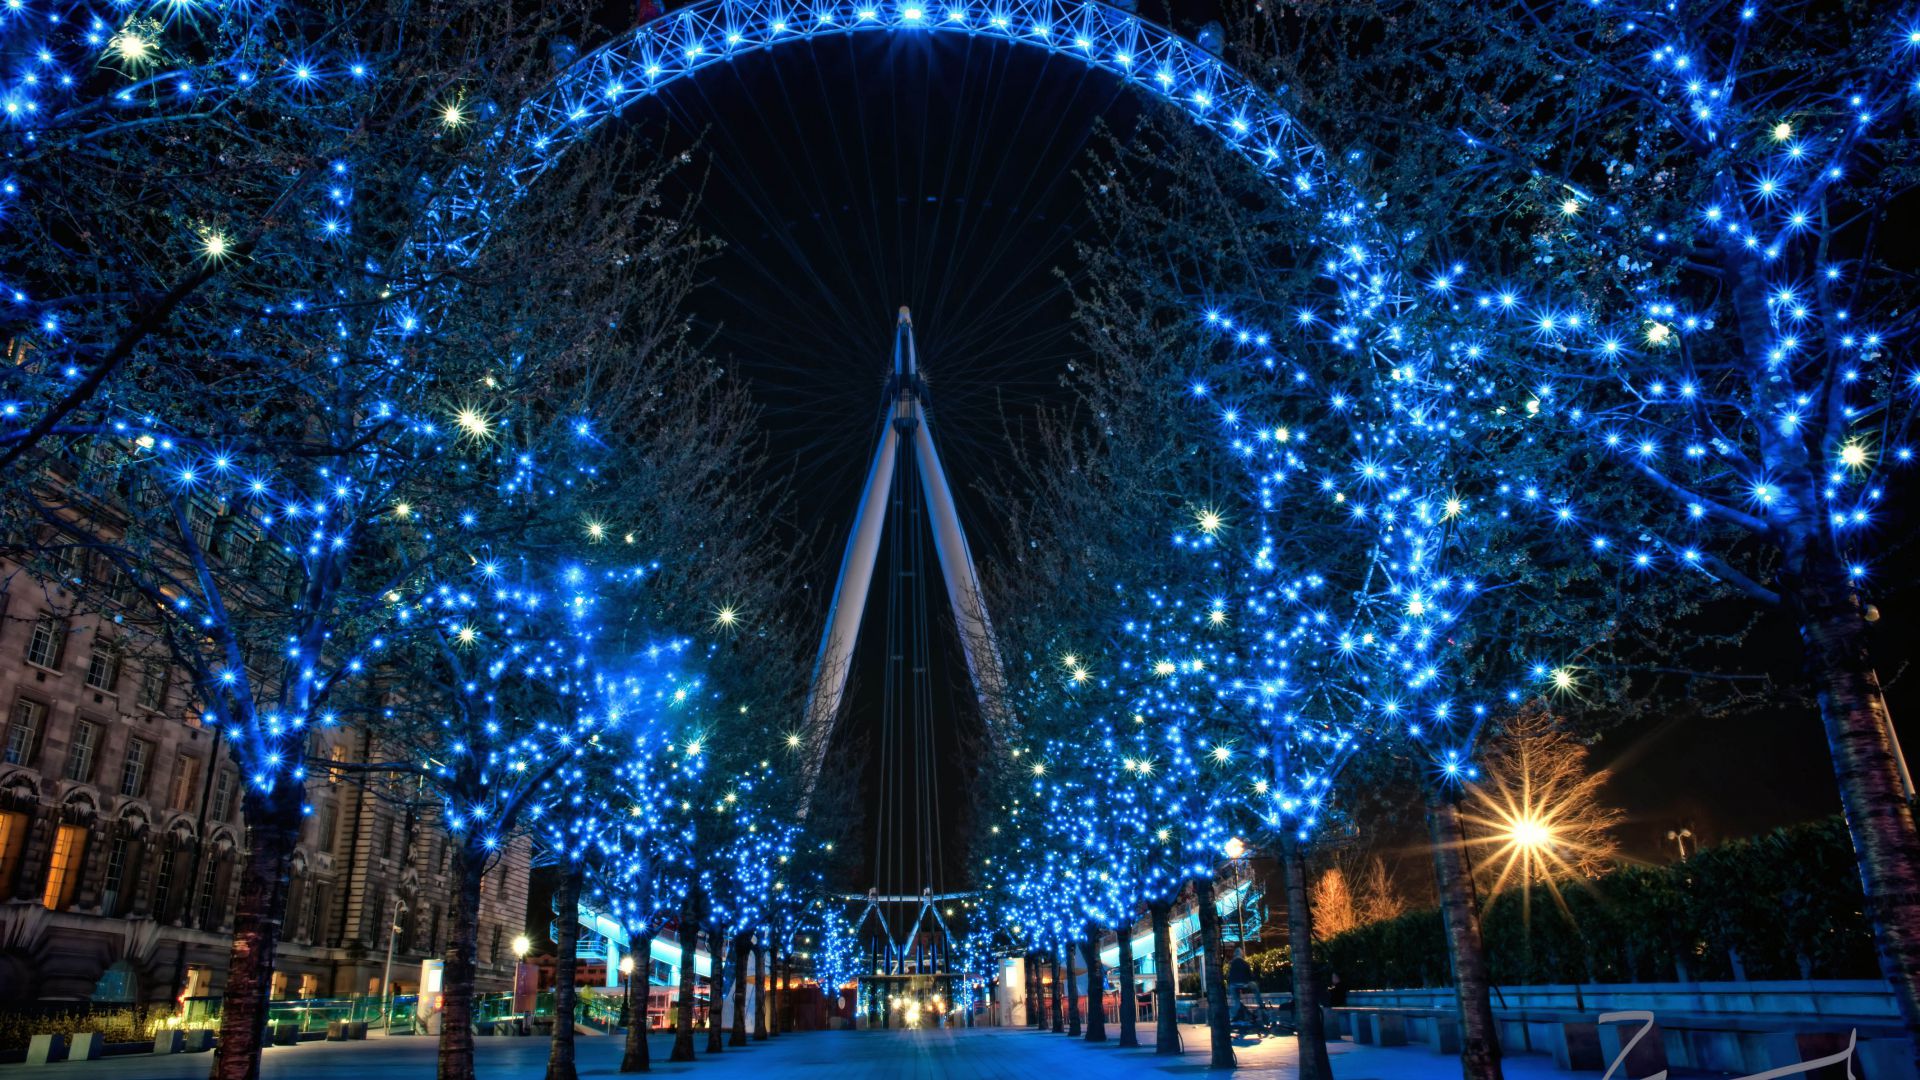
[[25, 1035, 65, 1065], [1332, 1006, 1460, 1052], [68, 1033, 104, 1061], [1336, 1003, 1916, 1079]]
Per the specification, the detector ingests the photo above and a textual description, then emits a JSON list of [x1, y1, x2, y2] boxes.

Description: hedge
[[1319, 817, 1878, 990]]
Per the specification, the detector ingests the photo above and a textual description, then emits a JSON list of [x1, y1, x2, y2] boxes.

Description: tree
[[1309, 856, 1407, 941], [1223, 0, 1920, 1060], [1463, 709, 1623, 897], [1, 8, 716, 1077]]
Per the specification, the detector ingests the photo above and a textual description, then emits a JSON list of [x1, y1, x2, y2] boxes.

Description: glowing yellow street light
[[1507, 816, 1553, 851]]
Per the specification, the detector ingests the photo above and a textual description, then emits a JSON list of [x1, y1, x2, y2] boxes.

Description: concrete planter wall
[[1352, 979, 1902, 1020]]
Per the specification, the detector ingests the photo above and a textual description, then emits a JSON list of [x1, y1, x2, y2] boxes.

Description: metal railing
[[174, 985, 667, 1038]]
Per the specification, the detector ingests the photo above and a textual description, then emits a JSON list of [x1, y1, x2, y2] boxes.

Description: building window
[[0, 810, 27, 892], [225, 526, 255, 569], [304, 882, 327, 945], [84, 645, 120, 693], [26, 617, 64, 670], [137, 663, 169, 710], [42, 823, 87, 910], [102, 565, 132, 605], [315, 803, 337, 852], [167, 755, 201, 811], [490, 925, 503, 965], [5, 698, 46, 766], [194, 855, 220, 929], [64, 720, 99, 782], [186, 500, 217, 553], [381, 817, 397, 859], [119, 738, 152, 797], [328, 744, 348, 785], [101, 834, 131, 916], [54, 544, 87, 583], [152, 849, 177, 922], [210, 769, 235, 822]]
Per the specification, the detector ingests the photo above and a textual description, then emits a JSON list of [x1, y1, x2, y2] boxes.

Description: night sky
[[586, 4, 1920, 889], [623, 27, 1156, 890]]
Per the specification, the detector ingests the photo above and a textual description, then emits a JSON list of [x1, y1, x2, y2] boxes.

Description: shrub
[[1319, 818, 1877, 989]]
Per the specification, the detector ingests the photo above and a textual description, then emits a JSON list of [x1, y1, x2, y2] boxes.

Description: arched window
[[42, 791, 99, 911], [91, 960, 138, 1003], [149, 819, 197, 924], [195, 829, 237, 931], [100, 807, 150, 917]]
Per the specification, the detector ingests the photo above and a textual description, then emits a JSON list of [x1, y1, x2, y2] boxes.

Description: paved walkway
[[2, 1025, 1701, 1078]]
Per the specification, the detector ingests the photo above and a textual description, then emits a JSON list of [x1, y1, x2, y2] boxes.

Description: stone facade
[[0, 567, 532, 1007]]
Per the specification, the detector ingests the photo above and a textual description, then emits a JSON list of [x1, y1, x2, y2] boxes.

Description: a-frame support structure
[[800, 307, 1006, 797]]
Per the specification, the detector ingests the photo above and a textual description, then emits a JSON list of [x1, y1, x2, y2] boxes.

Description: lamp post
[[1223, 838, 1248, 952], [510, 933, 536, 1021], [379, 897, 409, 1036], [620, 955, 637, 1031], [1667, 828, 1693, 861]]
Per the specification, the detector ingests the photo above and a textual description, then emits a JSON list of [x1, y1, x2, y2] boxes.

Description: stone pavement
[[1, 1024, 1717, 1078]]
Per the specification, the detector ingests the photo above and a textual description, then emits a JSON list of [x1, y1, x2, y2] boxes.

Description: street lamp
[[620, 955, 637, 1031], [1667, 828, 1693, 860], [510, 934, 535, 1019], [379, 897, 409, 1036], [1223, 838, 1250, 953], [1509, 817, 1554, 851]]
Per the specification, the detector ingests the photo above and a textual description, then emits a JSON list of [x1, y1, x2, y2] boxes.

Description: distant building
[[0, 566, 533, 1006]]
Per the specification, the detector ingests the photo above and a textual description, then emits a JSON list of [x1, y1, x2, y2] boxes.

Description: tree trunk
[[1428, 786, 1504, 1080], [621, 933, 654, 1072], [1193, 876, 1236, 1069], [207, 791, 299, 1080], [730, 934, 750, 1046], [1050, 944, 1065, 1033], [1790, 569, 1920, 1067], [1083, 928, 1107, 1042], [1149, 900, 1178, 1055], [1066, 940, 1082, 1037], [1116, 916, 1139, 1047], [754, 943, 770, 1040], [1279, 832, 1333, 1080], [1021, 954, 1036, 1028], [669, 907, 700, 1061], [706, 924, 727, 1053], [756, 941, 771, 1037], [437, 842, 488, 1080], [547, 865, 585, 1080]]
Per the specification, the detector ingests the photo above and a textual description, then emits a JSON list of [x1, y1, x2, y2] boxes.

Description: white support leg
[[801, 424, 900, 791], [910, 400, 1007, 740]]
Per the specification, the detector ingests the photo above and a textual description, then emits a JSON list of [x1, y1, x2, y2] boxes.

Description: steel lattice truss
[[401, 0, 1384, 307], [846, 890, 970, 976]]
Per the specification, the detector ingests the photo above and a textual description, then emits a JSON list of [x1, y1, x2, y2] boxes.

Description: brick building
[[0, 568, 533, 1007]]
